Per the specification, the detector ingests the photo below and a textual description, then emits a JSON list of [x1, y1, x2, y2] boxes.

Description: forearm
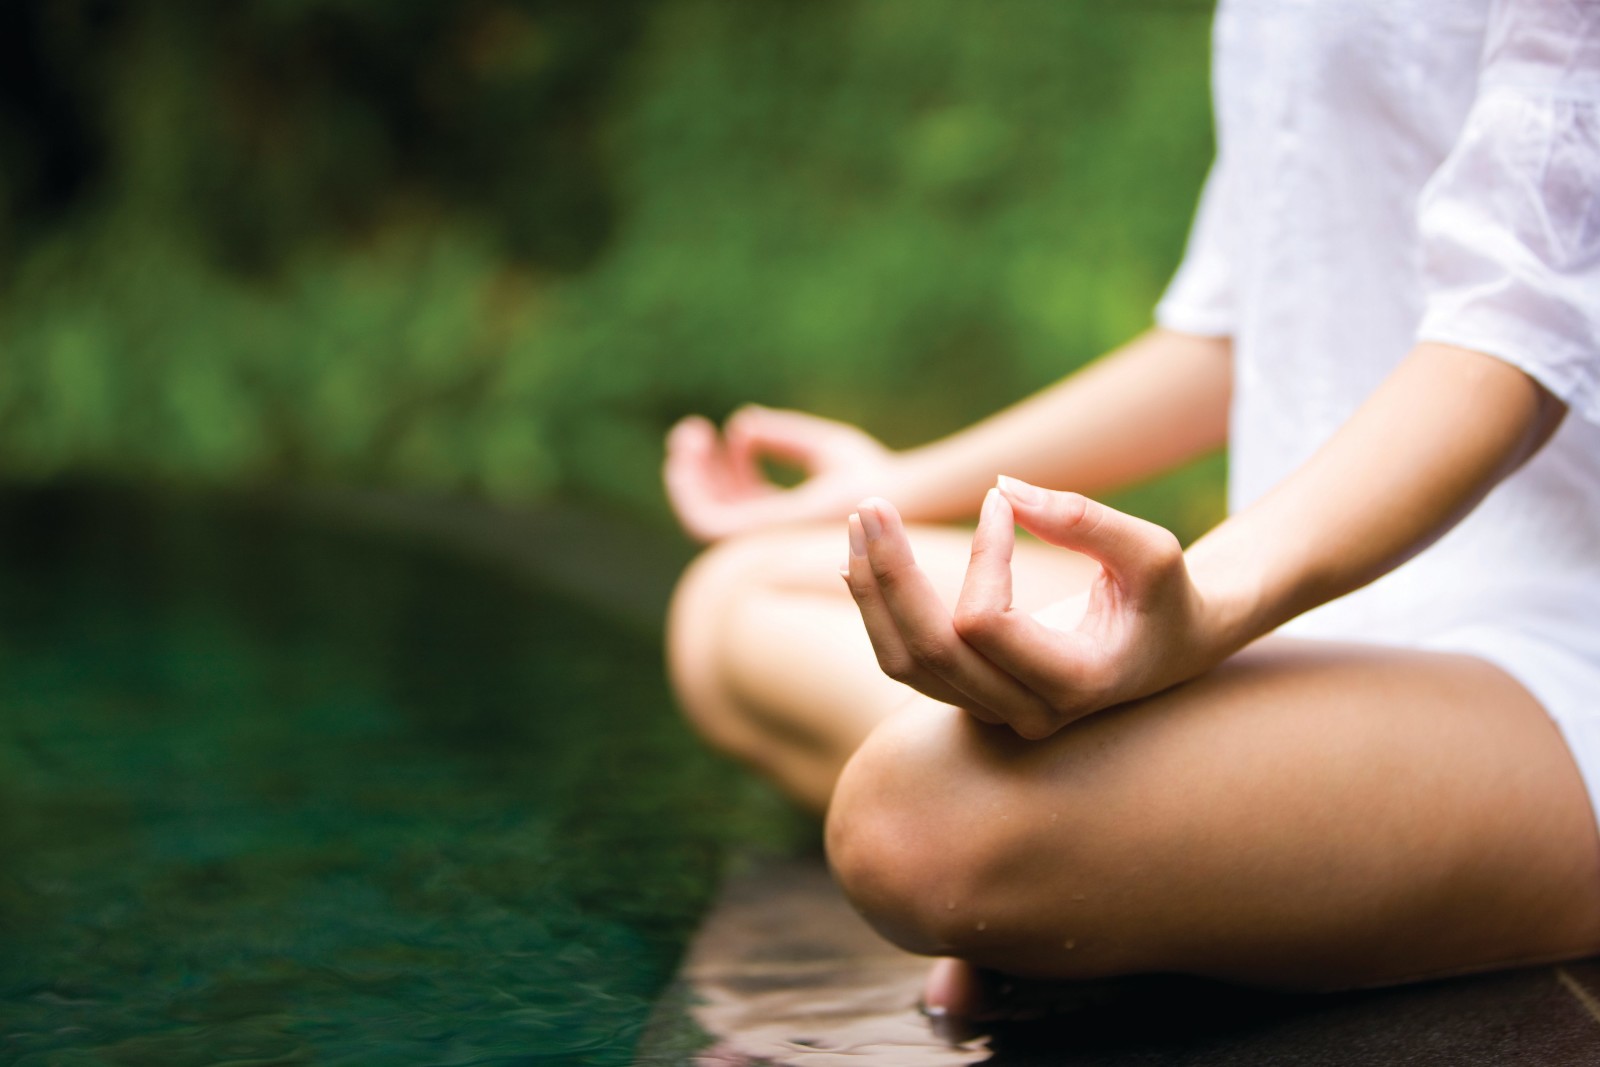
[[888, 328, 1232, 522], [1187, 343, 1565, 657]]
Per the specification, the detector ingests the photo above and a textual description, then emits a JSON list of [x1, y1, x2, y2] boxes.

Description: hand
[[664, 406, 899, 542], [843, 478, 1219, 739]]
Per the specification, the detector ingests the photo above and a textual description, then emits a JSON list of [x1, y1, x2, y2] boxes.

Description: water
[[0, 485, 795, 1066]]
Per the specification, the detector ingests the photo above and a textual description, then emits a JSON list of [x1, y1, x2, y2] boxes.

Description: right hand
[[664, 406, 899, 542], [843, 482, 1207, 740]]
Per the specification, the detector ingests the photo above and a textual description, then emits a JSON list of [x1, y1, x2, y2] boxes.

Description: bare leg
[[827, 638, 1600, 998], [668, 526, 1600, 999], [666, 523, 1094, 811]]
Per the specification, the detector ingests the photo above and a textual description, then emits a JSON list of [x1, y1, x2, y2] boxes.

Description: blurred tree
[[0, 0, 644, 275], [0, 0, 1225, 540], [0, 1, 117, 249]]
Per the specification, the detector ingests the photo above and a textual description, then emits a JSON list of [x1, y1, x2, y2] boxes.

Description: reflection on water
[[658, 855, 992, 1067], [0, 485, 789, 1066], [653, 855, 1368, 1067]]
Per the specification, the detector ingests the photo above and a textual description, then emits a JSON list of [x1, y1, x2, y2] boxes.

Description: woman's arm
[[888, 327, 1231, 521], [1186, 342, 1564, 653], [842, 342, 1565, 739], [665, 326, 1231, 540]]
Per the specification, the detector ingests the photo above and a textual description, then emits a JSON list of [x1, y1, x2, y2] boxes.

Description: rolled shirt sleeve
[[1415, 0, 1600, 424]]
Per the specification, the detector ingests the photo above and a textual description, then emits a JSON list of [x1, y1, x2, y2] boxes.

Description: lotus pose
[[664, 0, 1600, 1017]]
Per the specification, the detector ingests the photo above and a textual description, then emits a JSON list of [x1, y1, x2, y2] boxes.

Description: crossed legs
[[667, 522, 1096, 811], [667, 523, 1600, 994]]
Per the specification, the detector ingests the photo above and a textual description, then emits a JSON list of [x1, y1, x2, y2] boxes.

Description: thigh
[[828, 637, 1600, 989], [722, 522, 1096, 716], [706, 521, 1094, 608], [667, 522, 1097, 808]]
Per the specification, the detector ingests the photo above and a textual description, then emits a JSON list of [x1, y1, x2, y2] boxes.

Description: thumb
[[726, 406, 861, 470], [995, 476, 1182, 587]]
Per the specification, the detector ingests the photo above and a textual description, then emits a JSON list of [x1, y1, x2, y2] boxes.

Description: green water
[[0, 486, 794, 1066]]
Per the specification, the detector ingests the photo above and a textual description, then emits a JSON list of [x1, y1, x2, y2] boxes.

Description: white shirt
[[1156, 0, 1600, 682]]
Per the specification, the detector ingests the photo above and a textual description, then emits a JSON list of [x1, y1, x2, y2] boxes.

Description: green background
[[0, 0, 1224, 540], [2, 5, 1227, 1060]]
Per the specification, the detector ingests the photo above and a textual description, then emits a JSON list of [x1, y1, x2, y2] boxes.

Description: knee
[[664, 536, 744, 688], [825, 702, 1051, 961], [664, 536, 762, 751], [667, 530, 827, 760]]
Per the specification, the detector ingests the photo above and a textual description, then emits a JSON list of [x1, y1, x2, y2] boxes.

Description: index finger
[[857, 498, 1056, 729]]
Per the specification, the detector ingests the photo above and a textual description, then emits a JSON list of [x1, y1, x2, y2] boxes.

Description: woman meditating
[[663, 0, 1600, 1018]]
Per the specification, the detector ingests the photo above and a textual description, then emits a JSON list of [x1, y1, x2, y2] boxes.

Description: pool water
[[0, 485, 798, 1066]]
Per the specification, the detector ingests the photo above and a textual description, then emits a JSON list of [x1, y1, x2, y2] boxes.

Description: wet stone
[[640, 853, 1600, 1066]]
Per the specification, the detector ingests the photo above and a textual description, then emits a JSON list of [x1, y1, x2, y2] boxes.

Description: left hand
[[664, 407, 900, 542], [842, 477, 1218, 739]]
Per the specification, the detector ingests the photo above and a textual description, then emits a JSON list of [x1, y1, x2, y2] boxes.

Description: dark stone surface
[[642, 854, 1600, 1066], [983, 963, 1600, 1066]]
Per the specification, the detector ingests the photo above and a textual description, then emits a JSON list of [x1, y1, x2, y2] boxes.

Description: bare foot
[[921, 958, 988, 1019], [922, 959, 1056, 1022], [922, 958, 1137, 1023]]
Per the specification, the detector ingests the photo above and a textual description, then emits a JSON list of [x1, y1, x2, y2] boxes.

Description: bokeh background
[[2, 3, 1226, 1062], [1, 0, 1223, 538]]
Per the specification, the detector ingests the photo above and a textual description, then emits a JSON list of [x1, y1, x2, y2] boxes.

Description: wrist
[[879, 445, 983, 523], [1183, 527, 1279, 661]]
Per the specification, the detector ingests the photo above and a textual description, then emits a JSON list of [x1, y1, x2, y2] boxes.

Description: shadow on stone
[[641, 852, 1600, 1067]]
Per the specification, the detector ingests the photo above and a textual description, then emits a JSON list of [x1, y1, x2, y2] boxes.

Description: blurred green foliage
[[0, 0, 1224, 540]]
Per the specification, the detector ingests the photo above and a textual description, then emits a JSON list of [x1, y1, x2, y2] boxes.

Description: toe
[[921, 958, 988, 1019]]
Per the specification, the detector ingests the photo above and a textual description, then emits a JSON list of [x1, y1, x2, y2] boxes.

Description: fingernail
[[981, 487, 1000, 521], [848, 514, 867, 557], [997, 475, 1044, 505], [857, 503, 883, 542]]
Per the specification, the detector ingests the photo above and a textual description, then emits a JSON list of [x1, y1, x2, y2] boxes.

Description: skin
[[839, 344, 1568, 739], [664, 328, 1232, 539], [663, 327, 1600, 1017]]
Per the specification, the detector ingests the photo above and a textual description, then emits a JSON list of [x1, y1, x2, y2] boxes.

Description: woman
[[663, 0, 1600, 1017]]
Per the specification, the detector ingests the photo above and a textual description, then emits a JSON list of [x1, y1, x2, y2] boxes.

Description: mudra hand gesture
[[843, 477, 1217, 738], [664, 406, 899, 542]]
